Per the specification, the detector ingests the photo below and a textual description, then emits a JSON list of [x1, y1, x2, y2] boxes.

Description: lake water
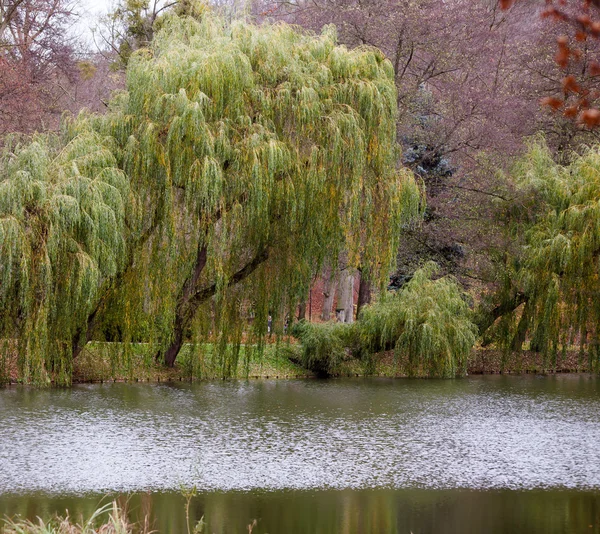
[[0, 375, 599, 532]]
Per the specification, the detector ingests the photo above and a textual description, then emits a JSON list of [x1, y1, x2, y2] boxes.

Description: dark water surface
[[0, 375, 599, 532]]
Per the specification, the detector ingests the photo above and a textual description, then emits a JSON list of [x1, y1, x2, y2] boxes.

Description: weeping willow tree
[[0, 14, 422, 382], [0, 134, 131, 384], [483, 140, 600, 371], [358, 262, 476, 377], [126, 15, 423, 367]]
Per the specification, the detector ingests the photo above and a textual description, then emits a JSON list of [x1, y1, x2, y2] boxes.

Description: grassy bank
[[0, 340, 313, 385], [339, 348, 595, 377], [467, 348, 594, 375], [71, 342, 312, 383], [0, 341, 594, 385]]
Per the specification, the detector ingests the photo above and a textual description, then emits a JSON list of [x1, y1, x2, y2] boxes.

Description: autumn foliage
[[504, 0, 600, 126]]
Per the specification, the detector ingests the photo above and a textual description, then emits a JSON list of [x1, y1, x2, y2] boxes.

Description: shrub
[[291, 263, 476, 378], [290, 321, 352, 376], [359, 262, 477, 377]]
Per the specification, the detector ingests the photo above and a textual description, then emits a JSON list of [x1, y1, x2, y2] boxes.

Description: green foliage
[[488, 140, 600, 371], [0, 134, 130, 385], [0, 14, 421, 383], [292, 263, 476, 378], [358, 263, 476, 377], [121, 14, 420, 364], [291, 321, 352, 376]]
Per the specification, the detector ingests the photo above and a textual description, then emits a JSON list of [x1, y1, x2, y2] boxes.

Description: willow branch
[[187, 246, 270, 313]]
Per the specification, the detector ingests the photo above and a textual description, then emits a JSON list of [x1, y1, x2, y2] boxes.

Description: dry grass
[[1, 501, 152, 534]]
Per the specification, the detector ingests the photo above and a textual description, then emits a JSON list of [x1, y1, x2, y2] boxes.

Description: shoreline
[[1, 343, 596, 385]]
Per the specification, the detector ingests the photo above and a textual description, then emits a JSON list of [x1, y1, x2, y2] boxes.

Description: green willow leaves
[[0, 135, 130, 384], [491, 140, 600, 370], [293, 263, 476, 378], [359, 263, 476, 378], [0, 14, 422, 384]]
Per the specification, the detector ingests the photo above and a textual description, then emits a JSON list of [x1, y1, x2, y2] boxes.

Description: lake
[[0, 375, 599, 532]]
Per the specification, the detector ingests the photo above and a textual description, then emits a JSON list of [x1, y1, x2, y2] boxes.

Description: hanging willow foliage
[[1, 14, 422, 383], [292, 263, 476, 378], [0, 134, 131, 384], [489, 140, 600, 371], [291, 320, 350, 377], [358, 262, 477, 378]]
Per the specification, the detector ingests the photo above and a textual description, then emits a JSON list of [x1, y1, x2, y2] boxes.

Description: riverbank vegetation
[[2, 339, 590, 385], [0, 13, 422, 385], [1, 500, 205, 534], [293, 263, 477, 378], [1, 502, 142, 534], [2, 1, 600, 385]]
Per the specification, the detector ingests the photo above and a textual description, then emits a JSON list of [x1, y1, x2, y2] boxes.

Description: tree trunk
[[510, 300, 530, 352], [478, 291, 528, 344], [321, 267, 338, 321], [159, 244, 269, 367], [297, 301, 307, 321], [71, 306, 100, 360], [356, 270, 372, 319], [158, 243, 208, 367], [163, 323, 184, 367], [337, 269, 355, 323]]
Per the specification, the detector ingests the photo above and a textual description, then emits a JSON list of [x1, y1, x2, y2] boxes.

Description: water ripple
[[0, 375, 599, 495]]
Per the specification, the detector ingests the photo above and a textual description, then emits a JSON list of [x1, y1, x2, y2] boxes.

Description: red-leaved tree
[[502, 0, 600, 126]]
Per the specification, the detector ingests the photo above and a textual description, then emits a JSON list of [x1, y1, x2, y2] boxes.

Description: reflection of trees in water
[[2, 489, 599, 533]]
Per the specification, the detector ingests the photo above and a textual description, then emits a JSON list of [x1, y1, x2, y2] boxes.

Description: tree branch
[[186, 246, 270, 313]]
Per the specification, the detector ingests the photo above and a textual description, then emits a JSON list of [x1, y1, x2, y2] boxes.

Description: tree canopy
[[0, 14, 422, 384], [483, 140, 600, 371]]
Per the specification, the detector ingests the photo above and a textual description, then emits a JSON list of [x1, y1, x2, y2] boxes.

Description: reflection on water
[[0, 375, 599, 532], [1, 489, 599, 534]]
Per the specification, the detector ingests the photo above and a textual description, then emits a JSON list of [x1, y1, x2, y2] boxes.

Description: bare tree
[[0, 0, 79, 134]]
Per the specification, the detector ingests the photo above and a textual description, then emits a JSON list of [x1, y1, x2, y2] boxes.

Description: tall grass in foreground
[[1, 501, 152, 534], [1, 500, 212, 534]]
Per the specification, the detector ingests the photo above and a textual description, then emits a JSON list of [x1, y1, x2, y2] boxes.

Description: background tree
[[95, 0, 245, 69], [250, 1, 518, 286], [253, 0, 600, 314], [95, 0, 204, 68], [479, 139, 600, 371], [0, 0, 80, 134]]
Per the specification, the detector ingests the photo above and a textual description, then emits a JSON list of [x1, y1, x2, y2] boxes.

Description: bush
[[290, 321, 352, 376], [359, 262, 477, 377], [290, 263, 477, 378]]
